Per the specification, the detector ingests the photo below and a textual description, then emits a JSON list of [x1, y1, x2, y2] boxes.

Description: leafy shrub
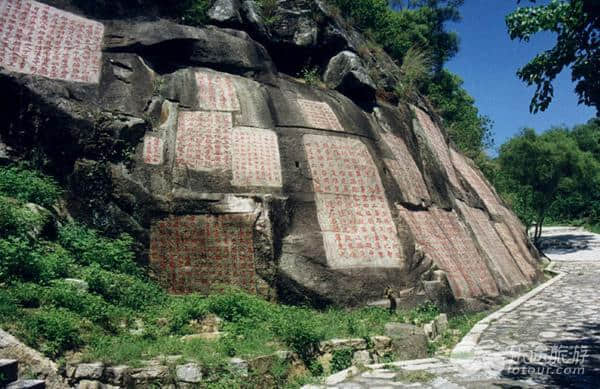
[[206, 288, 271, 323], [164, 295, 209, 333], [0, 289, 19, 321], [43, 282, 122, 330], [299, 66, 321, 87], [274, 309, 325, 362], [178, 0, 213, 26], [330, 348, 353, 373], [58, 224, 139, 276], [9, 282, 44, 308], [83, 265, 165, 309], [0, 166, 61, 208], [0, 196, 44, 237], [22, 308, 83, 358], [0, 239, 73, 283]]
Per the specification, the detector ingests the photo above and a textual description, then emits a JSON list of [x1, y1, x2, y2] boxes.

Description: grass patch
[[393, 369, 435, 383], [428, 311, 489, 355]]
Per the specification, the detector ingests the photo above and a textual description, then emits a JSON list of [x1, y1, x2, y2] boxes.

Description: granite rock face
[[0, 0, 542, 308]]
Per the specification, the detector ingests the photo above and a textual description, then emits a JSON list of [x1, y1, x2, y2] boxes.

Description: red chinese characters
[[143, 136, 164, 165], [413, 106, 461, 190], [149, 214, 257, 294], [381, 132, 429, 204], [195, 71, 240, 111], [303, 134, 402, 268], [397, 205, 499, 299], [0, 0, 104, 83], [298, 99, 344, 132], [175, 111, 232, 171], [450, 148, 501, 214], [231, 127, 282, 188]]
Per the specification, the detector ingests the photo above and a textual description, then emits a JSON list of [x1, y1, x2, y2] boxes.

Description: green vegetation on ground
[[0, 165, 488, 387]]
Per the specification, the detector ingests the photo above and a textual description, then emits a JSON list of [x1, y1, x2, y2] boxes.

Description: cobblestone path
[[311, 228, 600, 388]]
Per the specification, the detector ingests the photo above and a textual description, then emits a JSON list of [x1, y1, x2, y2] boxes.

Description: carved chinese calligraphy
[[304, 134, 402, 268], [231, 127, 282, 187], [381, 132, 429, 203], [298, 99, 344, 132], [149, 214, 257, 294], [195, 71, 240, 111], [457, 202, 529, 291], [451, 148, 501, 214], [494, 222, 537, 281], [175, 111, 232, 171], [398, 205, 499, 299], [143, 136, 164, 165], [0, 0, 104, 83], [413, 106, 461, 190]]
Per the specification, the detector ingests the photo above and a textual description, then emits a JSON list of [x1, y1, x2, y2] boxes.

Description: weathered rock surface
[[0, 0, 542, 309], [324, 51, 376, 102]]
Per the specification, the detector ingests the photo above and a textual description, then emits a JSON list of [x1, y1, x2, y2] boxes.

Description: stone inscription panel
[[414, 107, 461, 190], [304, 135, 383, 196], [451, 149, 501, 214], [231, 127, 282, 188], [432, 208, 499, 296], [195, 71, 240, 112], [150, 214, 256, 294], [298, 99, 344, 132], [494, 222, 537, 281], [0, 0, 104, 83], [381, 132, 429, 203], [458, 202, 529, 291], [175, 111, 232, 171], [143, 135, 164, 165], [398, 206, 498, 299], [304, 134, 401, 268]]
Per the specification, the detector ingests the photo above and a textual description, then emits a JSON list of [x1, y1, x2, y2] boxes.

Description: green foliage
[[506, 0, 600, 114], [495, 122, 600, 241], [396, 46, 433, 101], [258, 0, 280, 26], [0, 196, 45, 237], [22, 308, 83, 358], [0, 239, 73, 284], [178, 0, 214, 26], [0, 166, 61, 208], [299, 66, 322, 87], [331, 0, 462, 70], [330, 348, 354, 373], [274, 311, 325, 362], [83, 265, 165, 309], [58, 224, 140, 275], [425, 70, 494, 158]]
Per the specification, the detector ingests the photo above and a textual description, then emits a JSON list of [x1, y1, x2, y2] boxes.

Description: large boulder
[[0, 0, 542, 308], [324, 51, 376, 103]]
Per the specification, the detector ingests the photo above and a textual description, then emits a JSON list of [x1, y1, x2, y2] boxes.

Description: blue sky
[[444, 0, 596, 154]]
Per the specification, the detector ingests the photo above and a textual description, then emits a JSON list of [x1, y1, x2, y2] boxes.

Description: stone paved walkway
[[310, 228, 600, 388]]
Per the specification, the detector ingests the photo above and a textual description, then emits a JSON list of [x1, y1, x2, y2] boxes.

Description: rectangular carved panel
[[304, 134, 402, 268], [494, 222, 537, 281], [413, 107, 461, 190], [381, 132, 429, 203], [450, 148, 501, 214], [143, 136, 164, 165], [298, 99, 344, 132], [0, 0, 104, 83], [175, 111, 232, 171], [150, 214, 256, 294], [398, 206, 499, 299], [231, 127, 282, 188], [457, 202, 529, 292], [195, 71, 240, 111]]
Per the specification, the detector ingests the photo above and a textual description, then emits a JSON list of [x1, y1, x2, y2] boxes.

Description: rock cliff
[[0, 0, 542, 308]]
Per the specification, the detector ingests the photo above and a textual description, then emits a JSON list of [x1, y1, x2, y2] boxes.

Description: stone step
[[5, 379, 46, 389], [0, 359, 18, 385]]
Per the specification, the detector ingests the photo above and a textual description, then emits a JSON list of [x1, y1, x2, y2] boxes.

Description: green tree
[[498, 127, 599, 243], [425, 70, 494, 158], [506, 0, 600, 114]]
